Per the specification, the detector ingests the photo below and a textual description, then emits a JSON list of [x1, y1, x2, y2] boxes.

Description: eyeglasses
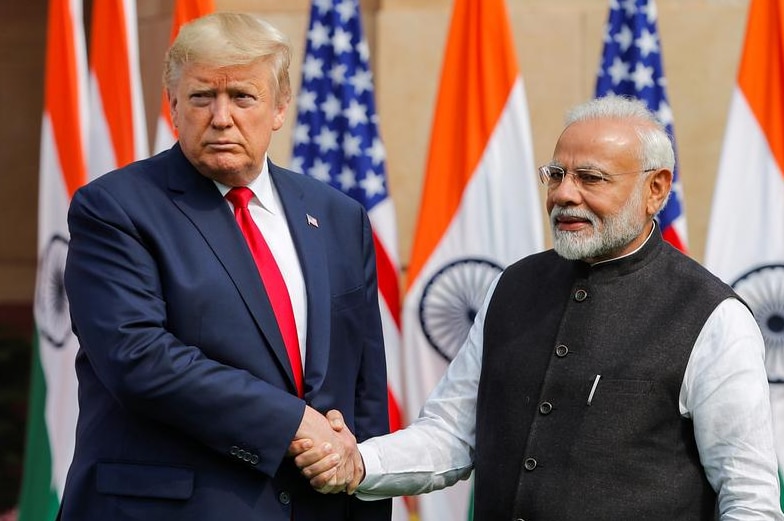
[[538, 164, 656, 190]]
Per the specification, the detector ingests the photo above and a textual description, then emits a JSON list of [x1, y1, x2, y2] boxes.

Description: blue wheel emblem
[[732, 264, 784, 384], [419, 258, 503, 361], [34, 234, 71, 348]]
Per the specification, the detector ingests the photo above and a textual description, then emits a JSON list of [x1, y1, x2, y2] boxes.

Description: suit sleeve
[[349, 207, 392, 519], [351, 207, 390, 441], [64, 182, 305, 478]]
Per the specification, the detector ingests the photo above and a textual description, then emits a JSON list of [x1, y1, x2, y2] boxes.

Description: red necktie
[[226, 187, 304, 397]]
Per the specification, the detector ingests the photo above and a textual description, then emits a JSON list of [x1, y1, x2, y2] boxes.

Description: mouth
[[552, 211, 594, 233], [205, 141, 240, 151], [555, 216, 591, 231]]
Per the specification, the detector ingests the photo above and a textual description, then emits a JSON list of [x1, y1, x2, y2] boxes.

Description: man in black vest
[[292, 95, 783, 520]]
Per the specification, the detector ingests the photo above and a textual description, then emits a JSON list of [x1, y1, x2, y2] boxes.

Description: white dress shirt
[[217, 158, 308, 366], [358, 240, 783, 520]]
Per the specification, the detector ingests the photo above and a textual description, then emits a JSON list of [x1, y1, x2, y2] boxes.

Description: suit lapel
[[269, 162, 331, 398], [164, 147, 297, 392]]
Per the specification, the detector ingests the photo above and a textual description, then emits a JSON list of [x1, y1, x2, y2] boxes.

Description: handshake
[[290, 406, 363, 495]]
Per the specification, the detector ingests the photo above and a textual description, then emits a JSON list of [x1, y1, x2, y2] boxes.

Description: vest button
[[538, 401, 553, 415], [524, 457, 537, 471], [555, 344, 569, 357], [574, 289, 588, 301], [278, 491, 291, 505]]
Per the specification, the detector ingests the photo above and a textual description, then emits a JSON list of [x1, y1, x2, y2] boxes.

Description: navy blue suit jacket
[[61, 145, 391, 520]]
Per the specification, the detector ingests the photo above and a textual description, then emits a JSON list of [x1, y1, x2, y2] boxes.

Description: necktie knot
[[226, 186, 254, 209]]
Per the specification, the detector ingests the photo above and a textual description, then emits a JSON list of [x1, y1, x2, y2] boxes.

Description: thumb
[[326, 409, 346, 431]]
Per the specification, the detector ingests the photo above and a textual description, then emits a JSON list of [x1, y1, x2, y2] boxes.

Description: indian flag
[[87, 0, 148, 180], [400, 0, 544, 519], [704, 0, 784, 510], [153, 0, 214, 153], [18, 0, 88, 519], [18, 1, 148, 518]]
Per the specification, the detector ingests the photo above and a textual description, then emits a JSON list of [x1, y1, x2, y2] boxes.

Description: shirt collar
[[214, 155, 280, 215], [590, 221, 657, 267]]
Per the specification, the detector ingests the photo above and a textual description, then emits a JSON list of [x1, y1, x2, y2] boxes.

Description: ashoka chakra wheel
[[732, 264, 784, 383], [419, 258, 503, 361], [34, 234, 71, 348]]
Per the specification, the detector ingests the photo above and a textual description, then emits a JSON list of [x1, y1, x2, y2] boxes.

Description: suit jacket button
[[278, 491, 291, 505], [524, 457, 537, 471], [574, 289, 588, 302], [538, 401, 553, 415], [555, 344, 569, 357], [250, 454, 259, 465], [230, 446, 239, 456]]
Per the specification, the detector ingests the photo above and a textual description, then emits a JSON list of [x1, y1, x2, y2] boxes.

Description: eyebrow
[[551, 162, 606, 171]]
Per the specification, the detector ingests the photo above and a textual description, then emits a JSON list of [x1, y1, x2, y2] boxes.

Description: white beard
[[551, 186, 646, 261]]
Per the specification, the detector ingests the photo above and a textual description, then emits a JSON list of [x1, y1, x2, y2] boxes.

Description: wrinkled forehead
[[553, 118, 642, 168], [179, 60, 268, 83]]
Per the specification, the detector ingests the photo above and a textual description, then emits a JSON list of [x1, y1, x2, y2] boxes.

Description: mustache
[[550, 206, 598, 224]]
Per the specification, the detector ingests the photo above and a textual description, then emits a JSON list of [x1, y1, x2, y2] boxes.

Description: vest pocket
[[591, 378, 654, 400], [578, 378, 660, 449]]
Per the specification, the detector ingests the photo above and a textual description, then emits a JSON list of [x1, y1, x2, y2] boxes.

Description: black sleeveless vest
[[473, 229, 735, 521]]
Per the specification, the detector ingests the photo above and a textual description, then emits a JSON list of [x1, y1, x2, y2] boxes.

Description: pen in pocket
[[587, 374, 601, 405]]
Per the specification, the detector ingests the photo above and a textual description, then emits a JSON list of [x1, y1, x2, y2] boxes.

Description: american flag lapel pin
[[306, 214, 319, 228]]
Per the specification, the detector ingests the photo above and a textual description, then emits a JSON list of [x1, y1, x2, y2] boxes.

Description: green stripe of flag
[[18, 333, 60, 521]]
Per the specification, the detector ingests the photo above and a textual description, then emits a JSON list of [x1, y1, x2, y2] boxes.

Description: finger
[[309, 465, 345, 491], [322, 467, 349, 494], [294, 442, 334, 468], [315, 483, 346, 494], [300, 453, 341, 480], [311, 467, 339, 492], [346, 457, 364, 494], [287, 438, 313, 457], [325, 409, 346, 431]]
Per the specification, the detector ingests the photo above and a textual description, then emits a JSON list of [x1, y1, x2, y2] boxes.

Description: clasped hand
[[289, 408, 362, 494]]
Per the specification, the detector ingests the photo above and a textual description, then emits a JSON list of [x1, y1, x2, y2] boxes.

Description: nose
[[547, 172, 582, 207], [211, 95, 233, 129]]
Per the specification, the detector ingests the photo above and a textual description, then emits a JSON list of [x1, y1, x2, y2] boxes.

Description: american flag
[[291, 2, 409, 518], [596, 0, 688, 252]]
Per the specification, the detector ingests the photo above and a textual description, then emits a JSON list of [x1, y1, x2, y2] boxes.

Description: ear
[[167, 89, 179, 128], [646, 168, 673, 217], [272, 99, 289, 131]]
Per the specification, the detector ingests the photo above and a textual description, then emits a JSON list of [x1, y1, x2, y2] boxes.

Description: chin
[[552, 229, 599, 260], [198, 160, 258, 185]]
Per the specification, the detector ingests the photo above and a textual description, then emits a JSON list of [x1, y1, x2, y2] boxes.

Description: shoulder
[[269, 160, 365, 212], [493, 250, 574, 297], [71, 147, 202, 222], [504, 249, 569, 277], [659, 242, 736, 300], [80, 148, 177, 196]]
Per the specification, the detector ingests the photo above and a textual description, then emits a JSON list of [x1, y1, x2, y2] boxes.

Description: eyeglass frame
[[538, 164, 658, 190]]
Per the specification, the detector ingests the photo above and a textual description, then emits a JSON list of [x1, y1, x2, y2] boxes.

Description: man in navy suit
[[60, 12, 391, 521]]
